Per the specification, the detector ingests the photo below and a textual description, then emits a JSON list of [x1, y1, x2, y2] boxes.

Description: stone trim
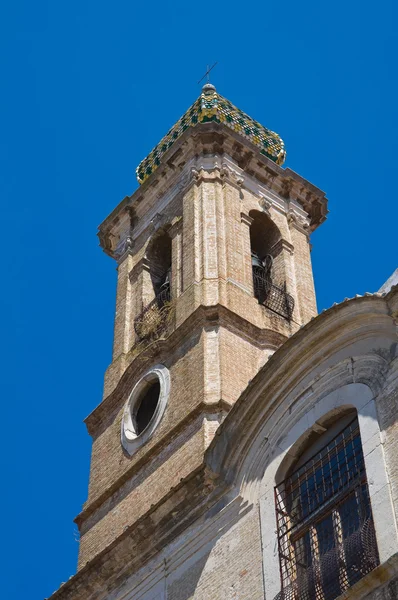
[[121, 365, 170, 456], [97, 124, 328, 261], [240, 212, 254, 227]]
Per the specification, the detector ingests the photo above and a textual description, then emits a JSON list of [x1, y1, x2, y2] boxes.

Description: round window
[[134, 379, 160, 435], [121, 364, 170, 455]]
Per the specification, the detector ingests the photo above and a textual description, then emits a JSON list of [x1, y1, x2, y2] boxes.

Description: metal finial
[[197, 62, 218, 86]]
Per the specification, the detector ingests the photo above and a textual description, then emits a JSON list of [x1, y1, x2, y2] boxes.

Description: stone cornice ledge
[[97, 122, 328, 260], [76, 401, 228, 528], [84, 303, 288, 436], [335, 552, 398, 599], [48, 467, 228, 600]]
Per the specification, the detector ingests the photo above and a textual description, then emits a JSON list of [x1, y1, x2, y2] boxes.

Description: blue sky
[[0, 1, 396, 599]]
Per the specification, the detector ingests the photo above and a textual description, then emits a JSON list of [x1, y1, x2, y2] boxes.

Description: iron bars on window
[[273, 418, 379, 600]]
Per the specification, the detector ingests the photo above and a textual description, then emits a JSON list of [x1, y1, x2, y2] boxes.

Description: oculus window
[[121, 365, 170, 455]]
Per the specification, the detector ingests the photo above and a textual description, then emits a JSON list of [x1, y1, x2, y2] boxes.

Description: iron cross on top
[[197, 62, 218, 85]]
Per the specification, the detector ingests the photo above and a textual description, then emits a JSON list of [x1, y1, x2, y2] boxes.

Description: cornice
[[50, 466, 229, 600], [76, 401, 229, 530], [84, 302, 288, 437], [97, 123, 328, 261]]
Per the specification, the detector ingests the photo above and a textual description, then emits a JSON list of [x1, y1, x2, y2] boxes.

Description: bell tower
[[75, 83, 328, 571]]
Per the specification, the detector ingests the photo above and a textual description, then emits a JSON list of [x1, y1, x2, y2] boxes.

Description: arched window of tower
[[146, 229, 172, 302], [249, 210, 294, 320], [134, 231, 173, 343]]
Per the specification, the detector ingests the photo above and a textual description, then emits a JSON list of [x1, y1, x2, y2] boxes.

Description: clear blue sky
[[0, 1, 396, 599]]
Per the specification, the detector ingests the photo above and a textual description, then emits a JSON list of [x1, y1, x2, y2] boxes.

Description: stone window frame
[[121, 364, 170, 456], [259, 383, 398, 600]]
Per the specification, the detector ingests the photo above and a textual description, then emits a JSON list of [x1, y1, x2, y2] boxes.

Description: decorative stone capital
[[115, 233, 134, 263], [129, 257, 151, 283], [220, 161, 244, 187], [168, 215, 183, 238], [271, 238, 294, 256], [287, 210, 311, 233], [191, 167, 200, 181], [258, 193, 273, 214]]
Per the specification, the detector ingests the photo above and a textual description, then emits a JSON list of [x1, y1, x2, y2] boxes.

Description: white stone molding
[[259, 383, 398, 599], [121, 364, 170, 456]]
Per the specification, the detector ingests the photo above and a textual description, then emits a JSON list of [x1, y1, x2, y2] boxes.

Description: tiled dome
[[136, 84, 286, 184]]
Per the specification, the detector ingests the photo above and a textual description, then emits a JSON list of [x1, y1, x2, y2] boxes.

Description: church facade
[[49, 84, 398, 600]]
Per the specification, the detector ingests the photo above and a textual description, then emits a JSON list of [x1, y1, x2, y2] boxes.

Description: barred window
[[274, 414, 379, 600]]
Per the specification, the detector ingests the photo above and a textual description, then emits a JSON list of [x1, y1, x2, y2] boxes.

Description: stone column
[[271, 238, 299, 323], [112, 250, 134, 361], [240, 213, 254, 295], [288, 215, 317, 324], [169, 217, 183, 300]]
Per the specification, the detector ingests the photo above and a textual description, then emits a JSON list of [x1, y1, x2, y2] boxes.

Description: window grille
[[274, 417, 379, 600]]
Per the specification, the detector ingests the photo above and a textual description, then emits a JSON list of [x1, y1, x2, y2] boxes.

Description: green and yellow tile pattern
[[136, 88, 286, 184]]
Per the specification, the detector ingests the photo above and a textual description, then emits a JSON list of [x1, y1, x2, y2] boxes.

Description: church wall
[[166, 508, 263, 600], [372, 357, 398, 526], [105, 502, 264, 600]]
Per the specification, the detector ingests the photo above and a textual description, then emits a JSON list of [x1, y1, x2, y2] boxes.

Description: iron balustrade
[[134, 284, 172, 342], [253, 266, 294, 321]]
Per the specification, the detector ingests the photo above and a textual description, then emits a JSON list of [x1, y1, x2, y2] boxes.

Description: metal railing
[[253, 266, 294, 320], [134, 284, 172, 342]]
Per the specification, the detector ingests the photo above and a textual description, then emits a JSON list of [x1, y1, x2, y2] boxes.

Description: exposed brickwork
[[79, 419, 205, 568]]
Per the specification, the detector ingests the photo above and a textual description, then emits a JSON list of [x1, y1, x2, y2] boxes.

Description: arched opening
[[249, 210, 281, 266], [146, 230, 172, 307], [274, 409, 379, 600], [134, 231, 173, 342], [249, 211, 294, 320]]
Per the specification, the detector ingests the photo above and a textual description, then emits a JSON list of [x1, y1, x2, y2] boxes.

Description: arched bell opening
[[146, 230, 172, 308], [134, 230, 173, 343], [249, 211, 294, 320]]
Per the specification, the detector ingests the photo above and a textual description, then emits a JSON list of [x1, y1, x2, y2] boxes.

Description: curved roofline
[[205, 286, 398, 490]]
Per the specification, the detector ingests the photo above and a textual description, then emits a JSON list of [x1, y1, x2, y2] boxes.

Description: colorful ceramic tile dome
[[136, 84, 286, 184]]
